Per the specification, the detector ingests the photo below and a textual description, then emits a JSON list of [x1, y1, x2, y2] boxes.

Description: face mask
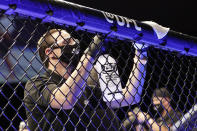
[[52, 44, 81, 66], [154, 104, 164, 114]]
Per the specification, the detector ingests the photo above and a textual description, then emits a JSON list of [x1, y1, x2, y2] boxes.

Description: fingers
[[128, 111, 135, 116], [93, 35, 102, 45], [136, 112, 146, 123], [128, 111, 148, 123], [133, 42, 147, 50], [128, 107, 140, 116], [85, 35, 103, 59]]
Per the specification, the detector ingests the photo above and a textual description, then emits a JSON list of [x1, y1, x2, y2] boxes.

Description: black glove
[[84, 35, 103, 59]]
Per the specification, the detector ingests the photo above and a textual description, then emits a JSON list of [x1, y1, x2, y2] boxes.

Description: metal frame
[[0, 0, 197, 56]]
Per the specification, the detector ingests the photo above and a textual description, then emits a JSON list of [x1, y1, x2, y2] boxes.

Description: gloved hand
[[84, 35, 103, 59]]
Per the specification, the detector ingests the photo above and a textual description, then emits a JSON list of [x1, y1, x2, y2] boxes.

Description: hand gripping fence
[[0, 0, 196, 130]]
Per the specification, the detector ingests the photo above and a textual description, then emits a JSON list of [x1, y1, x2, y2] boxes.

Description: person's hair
[[37, 29, 62, 68], [152, 88, 171, 99]]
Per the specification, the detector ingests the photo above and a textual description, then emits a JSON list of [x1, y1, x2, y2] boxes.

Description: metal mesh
[[0, 3, 196, 131]]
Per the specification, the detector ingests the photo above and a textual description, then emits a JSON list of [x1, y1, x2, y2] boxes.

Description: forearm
[[51, 35, 102, 109], [123, 56, 147, 104], [51, 55, 94, 109]]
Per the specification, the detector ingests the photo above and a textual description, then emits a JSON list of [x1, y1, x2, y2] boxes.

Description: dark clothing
[[0, 38, 12, 57], [156, 109, 182, 128], [24, 70, 119, 131], [122, 109, 182, 131]]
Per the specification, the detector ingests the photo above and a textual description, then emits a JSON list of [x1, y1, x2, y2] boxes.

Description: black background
[[65, 0, 197, 37]]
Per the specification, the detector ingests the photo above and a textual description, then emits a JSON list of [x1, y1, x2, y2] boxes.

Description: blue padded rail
[[0, 0, 197, 56]]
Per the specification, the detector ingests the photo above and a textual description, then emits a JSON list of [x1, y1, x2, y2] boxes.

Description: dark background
[[65, 0, 197, 37]]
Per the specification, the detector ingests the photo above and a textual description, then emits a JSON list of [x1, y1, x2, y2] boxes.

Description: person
[[171, 104, 197, 131], [126, 88, 182, 131], [23, 28, 147, 130], [0, 15, 15, 80]]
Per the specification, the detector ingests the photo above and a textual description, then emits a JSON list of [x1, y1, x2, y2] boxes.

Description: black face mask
[[52, 44, 81, 66], [154, 104, 164, 114]]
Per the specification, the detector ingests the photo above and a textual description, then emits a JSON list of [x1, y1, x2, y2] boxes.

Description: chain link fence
[[0, 1, 196, 131]]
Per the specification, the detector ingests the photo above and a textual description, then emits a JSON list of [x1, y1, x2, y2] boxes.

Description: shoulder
[[166, 109, 183, 124], [175, 110, 183, 119], [25, 74, 49, 90], [172, 109, 182, 118]]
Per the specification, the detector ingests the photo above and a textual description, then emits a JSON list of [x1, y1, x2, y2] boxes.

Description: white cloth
[[142, 21, 170, 39], [95, 54, 123, 102]]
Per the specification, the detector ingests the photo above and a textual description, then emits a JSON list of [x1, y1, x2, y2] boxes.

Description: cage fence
[[0, 0, 196, 131]]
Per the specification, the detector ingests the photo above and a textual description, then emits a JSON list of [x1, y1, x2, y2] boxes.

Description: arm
[[124, 109, 148, 131], [109, 49, 147, 108], [146, 117, 168, 131], [50, 36, 101, 110], [123, 49, 147, 104], [137, 112, 168, 131]]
